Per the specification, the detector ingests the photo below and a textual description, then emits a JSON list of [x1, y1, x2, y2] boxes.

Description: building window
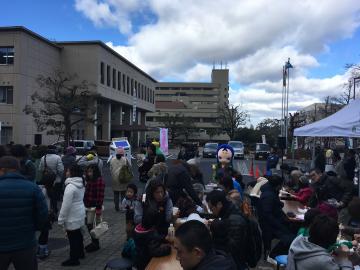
[[0, 47, 14, 65], [146, 116, 153, 122], [100, 62, 104, 84], [131, 79, 134, 96], [152, 91, 155, 104], [141, 85, 144, 100], [117, 71, 121, 90], [112, 68, 116, 89], [0, 86, 13, 104], [1, 127, 13, 144], [106, 65, 110, 86], [126, 76, 130, 94], [123, 74, 126, 92]]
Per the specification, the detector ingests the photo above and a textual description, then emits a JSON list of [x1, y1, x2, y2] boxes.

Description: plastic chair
[[275, 255, 288, 270], [104, 258, 133, 270]]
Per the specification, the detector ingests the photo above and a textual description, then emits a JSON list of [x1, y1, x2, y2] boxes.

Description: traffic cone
[[249, 160, 254, 177], [255, 165, 260, 178]]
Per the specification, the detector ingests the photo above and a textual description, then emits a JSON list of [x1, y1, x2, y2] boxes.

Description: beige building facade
[[0, 26, 156, 146], [146, 69, 230, 141]]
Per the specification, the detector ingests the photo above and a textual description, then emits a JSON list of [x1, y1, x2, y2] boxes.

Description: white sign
[[293, 136, 298, 150], [261, 134, 266, 144]]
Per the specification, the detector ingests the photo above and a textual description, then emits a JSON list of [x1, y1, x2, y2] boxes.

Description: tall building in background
[[146, 69, 230, 141], [0, 26, 156, 146]]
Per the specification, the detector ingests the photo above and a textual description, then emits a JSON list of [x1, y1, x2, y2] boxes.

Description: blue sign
[[114, 141, 130, 148]]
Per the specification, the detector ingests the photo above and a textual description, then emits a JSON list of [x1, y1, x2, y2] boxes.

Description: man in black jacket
[[206, 190, 248, 270], [165, 161, 202, 206], [174, 220, 236, 270], [309, 168, 353, 209], [258, 175, 295, 261]]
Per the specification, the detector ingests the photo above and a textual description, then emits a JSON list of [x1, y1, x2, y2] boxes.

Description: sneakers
[[85, 243, 100, 253], [37, 245, 50, 260], [61, 259, 80, 266], [266, 255, 277, 266]]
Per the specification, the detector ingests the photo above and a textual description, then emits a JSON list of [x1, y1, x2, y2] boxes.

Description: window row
[[0, 47, 14, 65], [100, 62, 155, 104]]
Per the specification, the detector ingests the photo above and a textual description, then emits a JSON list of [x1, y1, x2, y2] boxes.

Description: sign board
[[159, 128, 169, 155], [293, 136, 298, 150], [261, 134, 266, 144], [108, 139, 131, 163]]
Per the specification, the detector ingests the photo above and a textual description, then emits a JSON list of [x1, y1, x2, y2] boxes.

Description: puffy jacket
[[110, 156, 129, 191], [191, 249, 237, 270], [38, 153, 64, 184], [77, 155, 104, 174], [58, 177, 85, 230], [287, 235, 352, 270], [0, 173, 48, 252], [133, 224, 171, 270], [216, 203, 248, 270], [166, 163, 202, 205]]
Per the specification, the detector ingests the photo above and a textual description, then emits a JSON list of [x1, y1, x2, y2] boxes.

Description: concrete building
[[146, 69, 230, 141], [0, 26, 156, 146], [297, 102, 343, 124]]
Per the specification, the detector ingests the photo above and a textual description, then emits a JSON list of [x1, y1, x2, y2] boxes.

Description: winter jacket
[[110, 156, 129, 191], [293, 187, 313, 205], [314, 152, 326, 173], [249, 177, 268, 198], [215, 203, 248, 270], [309, 174, 353, 208], [0, 173, 48, 252], [122, 197, 140, 221], [138, 154, 155, 181], [147, 162, 167, 179], [133, 224, 171, 270], [58, 177, 85, 230], [258, 182, 294, 249], [134, 193, 173, 235], [286, 235, 352, 270], [190, 249, 237, 270], [343, 156, 356, 180], [19, 157, 36, 182], [166, 163, 202, 205], [84, 176, 105, 211], [39, 153, 64, 184]]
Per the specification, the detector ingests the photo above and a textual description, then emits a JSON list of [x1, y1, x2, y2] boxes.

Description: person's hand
[[334, 245, 350, 259]]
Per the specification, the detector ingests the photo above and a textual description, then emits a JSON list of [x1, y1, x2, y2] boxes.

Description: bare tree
[[219, 105, 248, 140], [23, 70, 98, 146]]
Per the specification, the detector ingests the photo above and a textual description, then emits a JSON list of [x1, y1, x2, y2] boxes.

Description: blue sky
[[2, 0, 360, 123]]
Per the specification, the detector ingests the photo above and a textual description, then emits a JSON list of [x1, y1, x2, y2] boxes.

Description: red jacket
[[293, 187, 313, 205], [84, 177, 105, 212]]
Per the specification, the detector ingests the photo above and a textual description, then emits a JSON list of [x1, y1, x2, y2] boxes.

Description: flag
[[285, 60, 293, 69], [283, 66, 287, 87]]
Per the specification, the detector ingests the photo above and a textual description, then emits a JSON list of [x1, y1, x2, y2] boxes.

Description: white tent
[[294, 99, 360, 137]]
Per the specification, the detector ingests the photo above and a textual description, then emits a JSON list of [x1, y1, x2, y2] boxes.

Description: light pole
[[282, 58, 293, 153]]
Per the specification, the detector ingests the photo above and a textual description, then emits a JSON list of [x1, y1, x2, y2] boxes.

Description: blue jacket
[[0, 172, 48, 252]]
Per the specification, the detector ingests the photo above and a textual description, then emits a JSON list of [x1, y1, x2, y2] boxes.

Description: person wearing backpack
[[38, 145, 64, 214], [110, 147, 132, 211], [10, 144, 36, 182], [206, 189, 261, 270]]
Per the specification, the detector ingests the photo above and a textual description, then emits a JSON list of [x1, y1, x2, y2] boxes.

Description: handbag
[[90, 216, 109, 239]]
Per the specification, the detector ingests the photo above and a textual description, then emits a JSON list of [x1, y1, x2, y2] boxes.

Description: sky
[[3, 0, 360, 125]]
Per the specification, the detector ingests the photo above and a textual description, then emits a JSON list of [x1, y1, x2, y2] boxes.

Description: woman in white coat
[[58, 164, 86, 267]]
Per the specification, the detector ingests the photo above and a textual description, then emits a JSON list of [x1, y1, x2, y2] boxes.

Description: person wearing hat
[[0, 156, 48, 270], [110, 147, 131, 211], [77, 146, 104, 175], [38, 145, 64, 214]]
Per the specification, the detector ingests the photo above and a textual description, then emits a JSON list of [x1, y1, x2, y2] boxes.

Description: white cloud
[[76, 0, 360, 123]]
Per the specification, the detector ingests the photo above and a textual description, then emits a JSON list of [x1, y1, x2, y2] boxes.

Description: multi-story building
[[0, 26, 156, 146], [146, 68, 230, 141]]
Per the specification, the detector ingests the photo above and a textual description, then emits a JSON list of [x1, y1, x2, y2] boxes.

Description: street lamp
[[282, 58, 293, 152]]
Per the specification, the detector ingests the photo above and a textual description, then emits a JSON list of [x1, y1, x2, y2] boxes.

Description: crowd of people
[[0, 141, 360, 270]]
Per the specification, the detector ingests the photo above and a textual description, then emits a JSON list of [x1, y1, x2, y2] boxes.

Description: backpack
[[243, 216, 262, 267], [118, 159, 133, 184], [41, 155, 56, 188]]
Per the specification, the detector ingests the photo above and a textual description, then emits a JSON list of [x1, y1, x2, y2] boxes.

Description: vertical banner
[[133, 88, 137, 122], [293, 136, 298, 150], [261, 134, 266, 144], [160, 128, 169, 155]]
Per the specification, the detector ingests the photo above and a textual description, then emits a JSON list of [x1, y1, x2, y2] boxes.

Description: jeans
[[0, 246, 37, 270], [66, 229, 84, 260], [38, 229, 49, 245]]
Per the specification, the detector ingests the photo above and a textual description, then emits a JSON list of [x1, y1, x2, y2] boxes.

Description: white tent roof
[[294, 99, 360, 137]]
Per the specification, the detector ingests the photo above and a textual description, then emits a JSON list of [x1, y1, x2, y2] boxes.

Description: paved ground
[[9, 150, 275, 270]]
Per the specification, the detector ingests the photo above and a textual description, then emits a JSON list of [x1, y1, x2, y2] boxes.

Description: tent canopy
[[294, 99, 360, 137]]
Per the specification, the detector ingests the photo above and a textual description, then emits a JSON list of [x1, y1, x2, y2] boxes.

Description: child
[[133, 206, 171, 270], [122, 183, 139, 238]]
